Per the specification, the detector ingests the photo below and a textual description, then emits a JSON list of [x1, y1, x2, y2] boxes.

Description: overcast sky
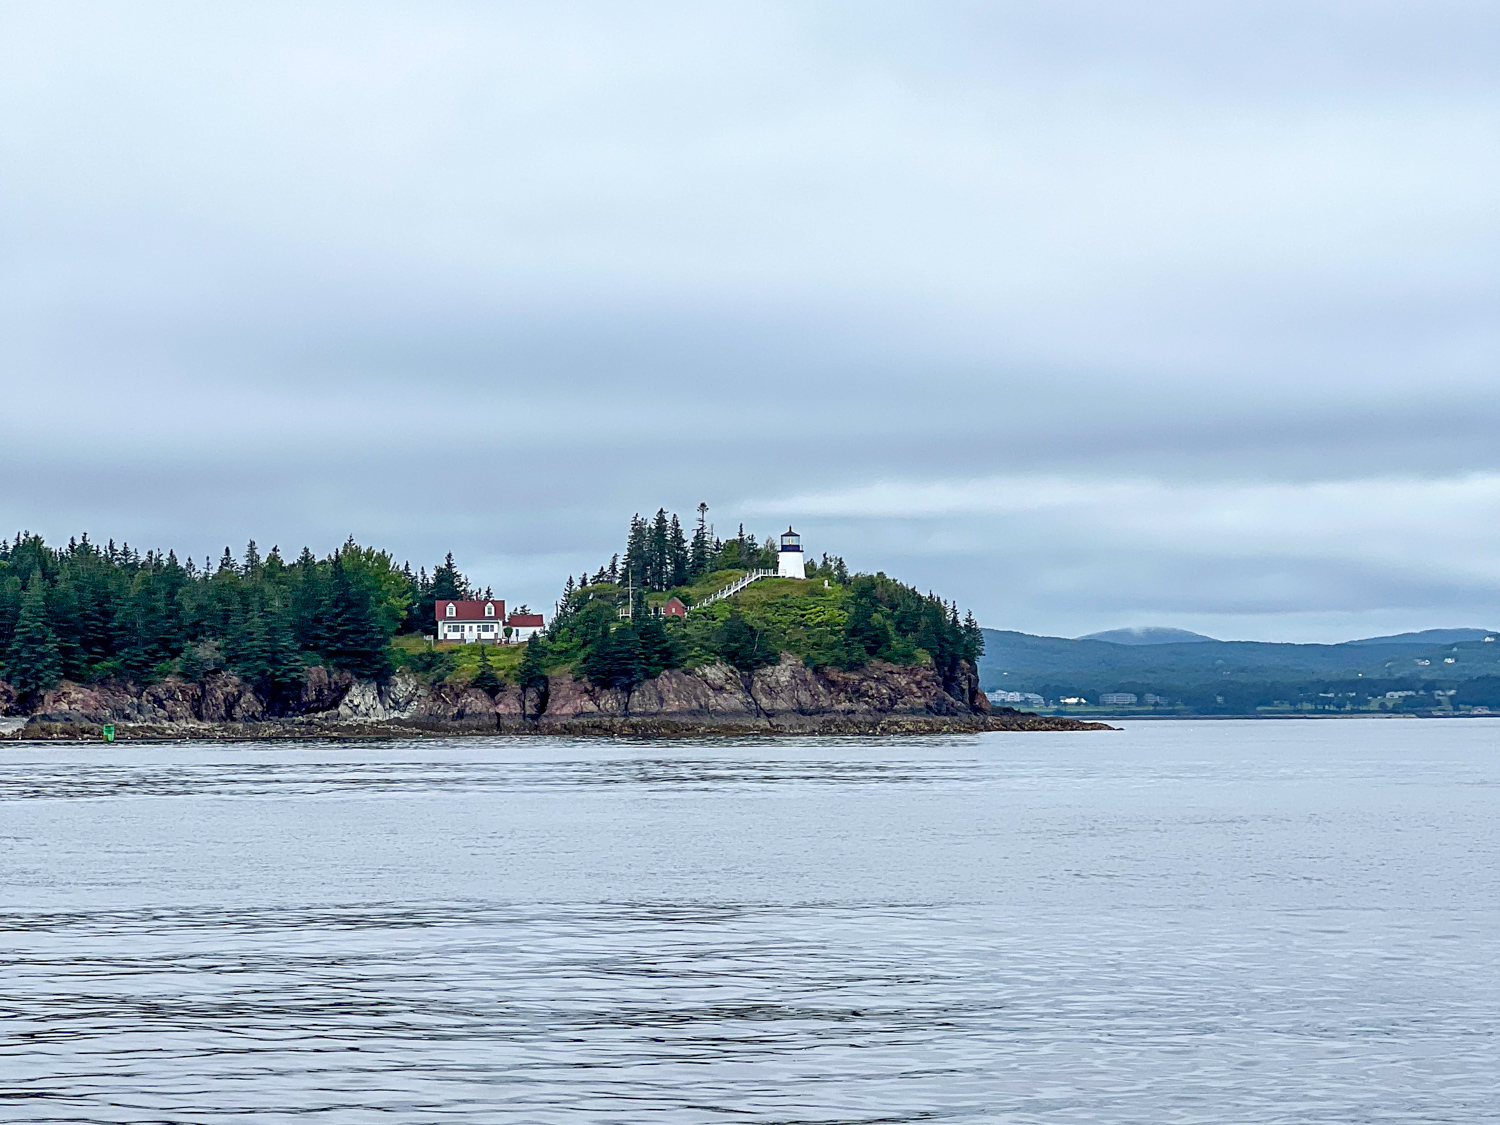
[[2, 1, 1497, 641]]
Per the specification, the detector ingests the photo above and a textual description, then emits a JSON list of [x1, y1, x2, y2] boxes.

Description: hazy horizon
[[4, 2, 1497, 644]]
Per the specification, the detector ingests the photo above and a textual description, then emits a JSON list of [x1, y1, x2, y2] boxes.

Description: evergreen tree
[[323, 555, 392, 680], [648, 509, 670, 590], [667, 515, 688, 587], [178, 640, 205, 682], [843, 578, 892, 663], [715, 611, 773, 674], [689, 503, 711, 579], [289, 547, 331, 652], [5, 570, 61, 696], [517, 637, 550, 718], [623, 514, 650, 593], [472, 643, 502, 696], [634, 612, 680, 677], [582, 623, 644, 690], [431, 552, 467, 600], [962, 611, 984, 663]]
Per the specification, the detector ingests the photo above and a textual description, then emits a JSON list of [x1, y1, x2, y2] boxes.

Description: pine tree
[[667, 515, 687, 587], [431, 553, 467, 600], [649, 509, 670, 590], [472, 643, 502, 696], [5, 570, 61, 696], [324, 555, 392, 680], [517, 637, 549, 718], [582, 623, 644, 690], [623, 514, 649, 593], [290, 547, 331, 652], [689, 503, 711, 578], [634, 612, 679, 677], [962, 611, 984, 663]]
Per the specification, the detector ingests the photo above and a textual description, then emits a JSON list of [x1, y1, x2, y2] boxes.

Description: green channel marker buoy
[[102, 724, 115, 742]]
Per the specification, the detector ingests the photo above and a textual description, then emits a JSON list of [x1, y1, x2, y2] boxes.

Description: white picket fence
[[693, 569, 777, 609]]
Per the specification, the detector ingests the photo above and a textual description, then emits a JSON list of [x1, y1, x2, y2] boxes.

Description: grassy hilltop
[[487, 507, 979, 697]]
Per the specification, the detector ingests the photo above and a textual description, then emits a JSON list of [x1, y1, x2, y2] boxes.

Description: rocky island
[[0, 513, 1109, 739]]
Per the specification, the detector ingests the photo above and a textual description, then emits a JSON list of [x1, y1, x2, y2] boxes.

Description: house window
[[480, 624, 494, 632], [445, 604, 456, 617], [485, 603, 495, 617]]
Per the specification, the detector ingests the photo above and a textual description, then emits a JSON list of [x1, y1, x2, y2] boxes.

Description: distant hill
[[978, 627, 1500, 698], [1341, 628, 1496, 647], [1079, 627, 1218, 645]]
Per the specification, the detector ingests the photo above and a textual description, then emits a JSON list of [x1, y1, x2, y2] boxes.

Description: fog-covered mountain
[[1078, 627, 1218, 645]]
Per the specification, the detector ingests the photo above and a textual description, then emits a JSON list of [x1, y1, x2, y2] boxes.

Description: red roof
[[662, 597, 687, 616], [435, 599, 505, 622], [507, 613, 544, 628]]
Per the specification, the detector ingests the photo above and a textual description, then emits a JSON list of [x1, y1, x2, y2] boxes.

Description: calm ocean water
[[2, 720, 1497, 1123]]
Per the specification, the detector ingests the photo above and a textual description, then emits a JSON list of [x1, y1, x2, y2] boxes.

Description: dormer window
[[485, 603, 495, 617], [445, 603, 456, 617]]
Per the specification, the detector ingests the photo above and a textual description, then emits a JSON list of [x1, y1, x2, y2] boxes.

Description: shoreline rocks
[[0, 657, 1113, 740]]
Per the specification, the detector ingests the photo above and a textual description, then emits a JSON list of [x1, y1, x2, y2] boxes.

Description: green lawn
[[390, 632, 528, 684]]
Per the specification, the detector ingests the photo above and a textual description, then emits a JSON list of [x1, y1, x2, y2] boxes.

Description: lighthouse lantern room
[[777, 526, 805, 579]]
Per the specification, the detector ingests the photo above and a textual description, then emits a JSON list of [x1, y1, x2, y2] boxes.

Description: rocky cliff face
[[0, 655, 1104, 738], [534, 654, 988, 731]]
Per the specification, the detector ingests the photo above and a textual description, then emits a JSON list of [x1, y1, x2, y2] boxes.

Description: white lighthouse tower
[[777, 526, 805, 579]]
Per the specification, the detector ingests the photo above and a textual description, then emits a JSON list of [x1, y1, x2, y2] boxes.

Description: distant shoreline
[[1030, 711, 1498, 721]]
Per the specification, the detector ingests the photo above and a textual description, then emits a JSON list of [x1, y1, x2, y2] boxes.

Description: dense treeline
[[545, 506, 983, 696], [0, 533, 473, 705], [1032, 675, 1500, 713], [2, 512, 989, 709]]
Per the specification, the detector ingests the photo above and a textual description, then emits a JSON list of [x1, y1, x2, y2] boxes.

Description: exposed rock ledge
[[0, 657, 1111, 739]]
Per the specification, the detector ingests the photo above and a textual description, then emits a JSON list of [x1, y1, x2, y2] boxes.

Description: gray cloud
[[1, 1, 1496, 639]]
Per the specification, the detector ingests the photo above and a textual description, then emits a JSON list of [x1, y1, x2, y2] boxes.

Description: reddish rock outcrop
[[1, 656, 1107, 739], [533, 656, 992, 732], [141, 678, 201, 722], [197, 673, 264, 722], [36, 680, 142, 723], [298, 666, 354, 714]]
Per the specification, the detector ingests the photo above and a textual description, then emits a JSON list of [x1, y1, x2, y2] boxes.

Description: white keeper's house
[[435, 599, 546, 644]]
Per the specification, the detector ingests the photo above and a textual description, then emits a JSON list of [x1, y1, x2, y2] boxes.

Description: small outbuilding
[[506, 612, 546, 642], [661, 596, 688, 618]]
